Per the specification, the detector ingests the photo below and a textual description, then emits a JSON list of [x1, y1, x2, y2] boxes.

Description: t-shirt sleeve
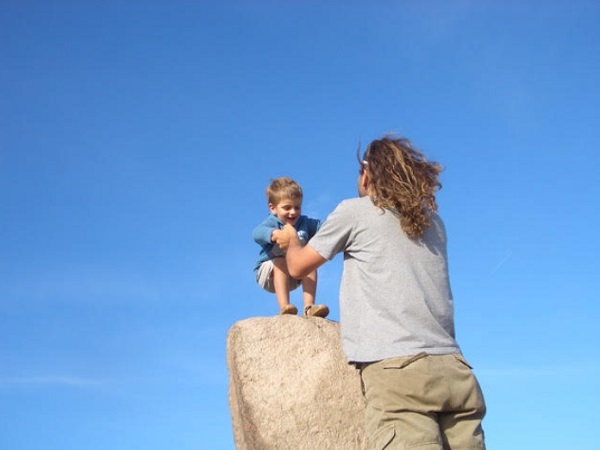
[[308, 201, 354, 260]]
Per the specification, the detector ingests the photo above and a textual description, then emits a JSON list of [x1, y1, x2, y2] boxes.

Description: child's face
[[269, 197, 302, 225]]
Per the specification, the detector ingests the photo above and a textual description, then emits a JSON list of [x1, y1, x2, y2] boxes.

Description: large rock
[[227, 316, 366, 450]]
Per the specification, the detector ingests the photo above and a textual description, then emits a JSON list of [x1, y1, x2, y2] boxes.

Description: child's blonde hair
[[266, 177, 303, 205]]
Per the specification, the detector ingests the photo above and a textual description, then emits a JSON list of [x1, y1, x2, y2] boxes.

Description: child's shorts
[[256, 259, 302, 293]]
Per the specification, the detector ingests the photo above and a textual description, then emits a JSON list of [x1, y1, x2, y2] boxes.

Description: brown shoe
[[304, 304, 329, 318], [280, 304, 298, 315]]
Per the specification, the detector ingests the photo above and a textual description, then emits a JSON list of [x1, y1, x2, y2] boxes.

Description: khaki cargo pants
[[359, 353, 486, 450]]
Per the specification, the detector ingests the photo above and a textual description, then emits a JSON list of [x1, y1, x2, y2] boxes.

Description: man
[[274, 136, 486, 450]]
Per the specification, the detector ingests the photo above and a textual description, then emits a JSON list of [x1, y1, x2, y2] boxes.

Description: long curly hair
[[360, 136, 443, 238]]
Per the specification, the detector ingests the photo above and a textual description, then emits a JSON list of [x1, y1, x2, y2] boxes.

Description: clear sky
[[1, 1, 598, 449]]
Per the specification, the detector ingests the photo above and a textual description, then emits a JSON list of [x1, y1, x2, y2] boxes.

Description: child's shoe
[[280, 304, 298, 315], [304, 304, 329, 318]]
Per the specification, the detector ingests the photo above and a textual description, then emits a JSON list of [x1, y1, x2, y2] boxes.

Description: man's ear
[[361, 172, 370, 190]]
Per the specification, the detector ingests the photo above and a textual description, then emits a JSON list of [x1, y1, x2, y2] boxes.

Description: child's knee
[[271, 257, 289, 273]]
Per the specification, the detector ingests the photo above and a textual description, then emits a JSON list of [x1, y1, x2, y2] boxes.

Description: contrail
[[489, 252, 512, 276]]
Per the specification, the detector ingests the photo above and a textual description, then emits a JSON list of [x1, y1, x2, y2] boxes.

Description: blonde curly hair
[[360, 136, 443, 238]]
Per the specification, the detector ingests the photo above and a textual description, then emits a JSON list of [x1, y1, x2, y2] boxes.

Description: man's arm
[[275, 224, 327, 278]]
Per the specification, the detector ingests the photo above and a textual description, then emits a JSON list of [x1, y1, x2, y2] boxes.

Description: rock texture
[[227, 316, 366, 450]]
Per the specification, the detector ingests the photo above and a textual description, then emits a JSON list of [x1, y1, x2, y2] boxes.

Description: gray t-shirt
[[309, 196, 460, 363]]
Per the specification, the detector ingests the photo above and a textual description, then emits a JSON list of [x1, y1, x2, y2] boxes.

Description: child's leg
[[272, 257, 292, 310], [301, 270, 317, 309], [302, 271, 329, 317]]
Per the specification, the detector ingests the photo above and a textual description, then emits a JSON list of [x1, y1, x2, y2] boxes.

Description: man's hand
[[271, 229, 282, 243], [272, 224, 297, 251]]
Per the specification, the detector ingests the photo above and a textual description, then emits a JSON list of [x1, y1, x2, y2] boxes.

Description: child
[[252, 177, 329, 317]]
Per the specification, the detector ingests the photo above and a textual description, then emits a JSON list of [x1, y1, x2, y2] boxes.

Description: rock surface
[[227, 316, 366, 450]]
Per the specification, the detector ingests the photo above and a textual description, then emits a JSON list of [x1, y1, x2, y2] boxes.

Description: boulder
[[227, 316, 366, 450]]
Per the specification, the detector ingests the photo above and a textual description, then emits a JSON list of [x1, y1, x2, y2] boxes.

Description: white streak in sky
[[489, 252, 512, 276]]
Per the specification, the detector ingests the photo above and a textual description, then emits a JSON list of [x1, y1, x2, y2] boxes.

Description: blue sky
[[1, 1, 598, 449]]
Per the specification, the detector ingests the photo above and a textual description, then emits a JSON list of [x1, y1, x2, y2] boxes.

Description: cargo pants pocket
[[372, 423, 396, 450]]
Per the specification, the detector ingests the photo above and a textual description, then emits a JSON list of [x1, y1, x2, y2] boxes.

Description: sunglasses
[[358, 160, 368, 174]]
